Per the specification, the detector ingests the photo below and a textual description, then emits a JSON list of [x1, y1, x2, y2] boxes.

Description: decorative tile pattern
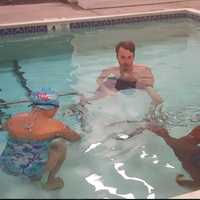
[[0, 11, 200, 37], [0, 25, 47, 37], [69, 12, 188, 31]]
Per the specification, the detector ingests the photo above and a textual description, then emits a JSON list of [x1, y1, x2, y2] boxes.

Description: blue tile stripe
[[69, 12, 188, 31], [0, 25, 47, 37]]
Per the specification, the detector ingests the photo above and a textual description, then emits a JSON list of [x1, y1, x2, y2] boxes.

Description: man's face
[[117, 47, 134, 72]]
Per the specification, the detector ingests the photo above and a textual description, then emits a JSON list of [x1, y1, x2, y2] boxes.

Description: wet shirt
[[108, 76, 136, 90]]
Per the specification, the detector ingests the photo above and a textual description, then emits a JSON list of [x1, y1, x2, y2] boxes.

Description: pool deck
[[1, 0, 200, 199], [1, 0, 200, 25]]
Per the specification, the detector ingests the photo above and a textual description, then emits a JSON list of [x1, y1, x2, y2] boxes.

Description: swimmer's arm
[[60, 124, 81, 141], [134, 67, 162, 105], [96, 67, 117, 86], [145, 87, 163, 106], [146, 122, 169, 138], [136, 68, 154, 88]]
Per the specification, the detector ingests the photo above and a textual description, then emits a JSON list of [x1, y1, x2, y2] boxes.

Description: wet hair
[[115, 41, 135, 56]]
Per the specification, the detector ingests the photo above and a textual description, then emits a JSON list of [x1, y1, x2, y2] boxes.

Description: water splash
[[146, 103, 200, 128]]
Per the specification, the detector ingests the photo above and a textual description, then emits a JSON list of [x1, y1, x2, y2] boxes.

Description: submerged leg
[[41, 139, 66, 190], [176, 174, 200, 190]]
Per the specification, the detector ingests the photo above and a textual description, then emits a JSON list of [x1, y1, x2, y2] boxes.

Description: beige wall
[[77, 0, 186, 9]]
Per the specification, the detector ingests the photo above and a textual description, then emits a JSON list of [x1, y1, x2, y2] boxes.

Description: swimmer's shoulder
[[10, 112, 28, 118], [6, 112, 29, 125], [134, 64, 151, 71], [48, 119, 80, 141], [101, 66, 119, 75], [134, 64, 151, 72], [46, 119, 74, 134]]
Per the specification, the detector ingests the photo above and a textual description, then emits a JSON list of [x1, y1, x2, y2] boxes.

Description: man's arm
[[96, 67, 117, 86], [145, 87, 163, 105], [133, 66, 162, 105], [135, 67, 154, 88]]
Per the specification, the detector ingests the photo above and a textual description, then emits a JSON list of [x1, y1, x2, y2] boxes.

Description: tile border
[[0, 8, 200, 37], [70, 13, 185, 31], [0, 25, 48, 37]]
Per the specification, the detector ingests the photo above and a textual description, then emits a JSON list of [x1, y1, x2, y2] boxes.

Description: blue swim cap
[[30, 87, 59, 110]]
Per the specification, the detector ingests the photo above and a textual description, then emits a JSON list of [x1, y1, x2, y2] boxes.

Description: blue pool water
[[0, 17, 200, 198]]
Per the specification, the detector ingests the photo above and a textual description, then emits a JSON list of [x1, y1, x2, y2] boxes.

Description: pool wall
[[0, 8, 200, 38]]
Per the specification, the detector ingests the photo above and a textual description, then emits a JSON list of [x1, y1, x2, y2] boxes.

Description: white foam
[[86, 89, 152, 125]]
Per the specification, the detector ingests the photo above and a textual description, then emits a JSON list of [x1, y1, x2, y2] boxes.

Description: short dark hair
[[115, 41, 135, 56]]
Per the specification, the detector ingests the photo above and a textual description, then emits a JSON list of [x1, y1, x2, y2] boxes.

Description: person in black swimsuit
[[98, 76, 136, 91], [115, 78, 136, 90]]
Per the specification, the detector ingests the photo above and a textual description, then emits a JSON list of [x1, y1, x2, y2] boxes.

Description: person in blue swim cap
[[0, 87, 81, 190]]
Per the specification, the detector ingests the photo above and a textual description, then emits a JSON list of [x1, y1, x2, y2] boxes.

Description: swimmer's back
[[6, 112, 76, 141]]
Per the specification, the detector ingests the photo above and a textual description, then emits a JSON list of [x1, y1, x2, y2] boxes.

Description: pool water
[[0, 18, 200, 198]]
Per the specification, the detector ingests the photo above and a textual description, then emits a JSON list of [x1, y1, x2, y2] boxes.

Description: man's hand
[[134, 67, 154, 88], [146, 122, 168, 137], [120, 72, 138, 82], [97, 68, 115, 86]]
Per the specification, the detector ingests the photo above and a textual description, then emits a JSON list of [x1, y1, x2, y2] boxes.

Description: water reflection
[[86, 173, 135, 199], [84, 142, 101, 153], [143, 102, 200, 129], [114, 162, 155, 198], [165, 163, 175, 169]]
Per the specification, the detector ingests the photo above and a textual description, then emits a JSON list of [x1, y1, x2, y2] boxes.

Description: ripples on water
[[149, 104, 200, 128]]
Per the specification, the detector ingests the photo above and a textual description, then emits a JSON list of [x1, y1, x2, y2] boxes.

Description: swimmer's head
[[30, 87, 59, 110]]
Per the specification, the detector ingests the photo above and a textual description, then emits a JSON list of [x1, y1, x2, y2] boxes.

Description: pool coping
[[0, 7, 199, 27], [0, 8, 200, 37]]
